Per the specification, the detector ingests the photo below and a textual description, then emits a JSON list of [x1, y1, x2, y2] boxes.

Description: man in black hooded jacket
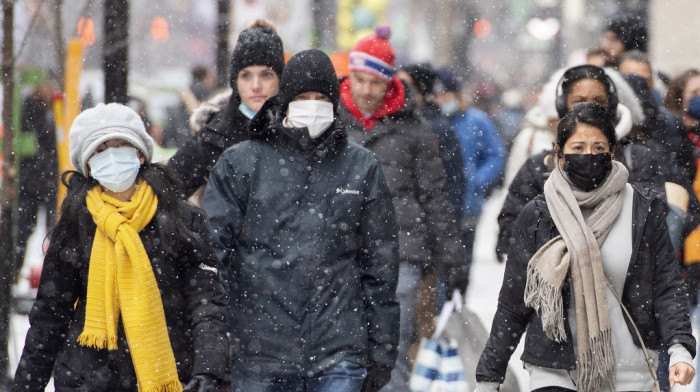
[[202, 49, 400, 392]]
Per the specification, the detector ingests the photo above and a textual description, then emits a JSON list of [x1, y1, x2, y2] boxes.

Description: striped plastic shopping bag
[[409, 291, 468, 392]]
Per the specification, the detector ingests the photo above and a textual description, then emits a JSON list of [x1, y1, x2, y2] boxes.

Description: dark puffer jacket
[[477, 184, 695, 383], [168, 92, 251, 196], [13, 200, 228, 392], [201, 98, 400, 378], [337, 82, 464, 272]]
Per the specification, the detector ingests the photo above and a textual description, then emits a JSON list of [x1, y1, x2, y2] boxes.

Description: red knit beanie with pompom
[[349, 25, 395, 81]]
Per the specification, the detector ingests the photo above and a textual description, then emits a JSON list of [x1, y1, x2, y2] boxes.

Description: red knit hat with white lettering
[[349, 25, 395, 81]]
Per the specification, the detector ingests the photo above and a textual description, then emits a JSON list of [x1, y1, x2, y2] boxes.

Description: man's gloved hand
[[182, 374, 220, 392], [362, 364, 392, 392], [447, 265, 469, 300]]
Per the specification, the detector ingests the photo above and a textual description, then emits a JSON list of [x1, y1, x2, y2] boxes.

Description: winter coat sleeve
[[200, 145, 250, 282], [178, 203, 229, 381], [469, 111, 506, 193], [12, 238, 81, 391], [645, 197, 696, 357], [410, 121, 465, 271], [496, 154, 548, 259], [168, 112, 227, 196], [476, 199, 539, 383], [358, 160, 401, 369], [169, 109, 250, 197], [432, 117, 467, 218]]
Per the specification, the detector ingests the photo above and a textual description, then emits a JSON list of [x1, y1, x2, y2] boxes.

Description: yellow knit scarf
[[80, 179, 182, 392]]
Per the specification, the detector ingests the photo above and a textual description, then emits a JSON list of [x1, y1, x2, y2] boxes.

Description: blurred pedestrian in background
[[15, 79, 57, 278], [163, 65, 217, 149], [433, 66, 505, 283], [601, 14, 648, 67]]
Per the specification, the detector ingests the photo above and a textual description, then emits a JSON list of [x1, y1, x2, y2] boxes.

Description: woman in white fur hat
[[13, 103, 228, 392]]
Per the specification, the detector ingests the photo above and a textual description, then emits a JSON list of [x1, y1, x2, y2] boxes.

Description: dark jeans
[[231, 361, 366, 392]]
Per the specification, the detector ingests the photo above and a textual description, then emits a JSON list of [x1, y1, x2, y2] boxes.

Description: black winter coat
[[13, 199, 228, 391], [497, 145, 668, 258], [337, 86, 464, 271], [201, 98, 400, 378], [477, 184, 696, 383], [168, 94, 251, 196]]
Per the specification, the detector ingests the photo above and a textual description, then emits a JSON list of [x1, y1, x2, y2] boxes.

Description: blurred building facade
[[5, 0, 700, 119]]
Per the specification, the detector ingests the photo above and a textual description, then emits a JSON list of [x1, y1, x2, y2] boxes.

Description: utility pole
[[0, 0, 15, 386], [104, 0, 128, 104], [215, 0, 230, 89]]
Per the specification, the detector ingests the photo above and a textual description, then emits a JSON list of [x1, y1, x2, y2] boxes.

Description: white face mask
[[88, 147, 141, 193], [286, 100, 335, 139]]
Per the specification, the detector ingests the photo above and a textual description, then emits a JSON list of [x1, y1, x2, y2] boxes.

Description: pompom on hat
[[70, 103, 154, 176], [349, 24, 396, 81]]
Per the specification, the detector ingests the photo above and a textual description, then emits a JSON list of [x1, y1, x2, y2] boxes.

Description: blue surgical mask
[[688, 95, 700, 120], [440, 99, 459, 116], [89, 147, 141, 193], [239, 102, 257, 120]]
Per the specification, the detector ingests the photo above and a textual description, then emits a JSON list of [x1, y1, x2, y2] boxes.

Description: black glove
[[182, 374, 220, 392], [362, 365, 392, 392], [446, 265, 469, 300]]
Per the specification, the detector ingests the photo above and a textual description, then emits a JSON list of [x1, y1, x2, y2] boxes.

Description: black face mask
[[562, 153, 613, 191]]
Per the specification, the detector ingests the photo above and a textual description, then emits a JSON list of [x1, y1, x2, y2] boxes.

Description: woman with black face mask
[[476, 102, 696, 392]]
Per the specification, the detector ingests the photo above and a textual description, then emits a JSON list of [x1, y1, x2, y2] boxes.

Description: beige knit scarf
[[524, 159, 629, 392]]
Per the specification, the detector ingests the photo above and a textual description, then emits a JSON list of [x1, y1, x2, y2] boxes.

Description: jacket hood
[[523, 106, 550, 130], [188, 90, 234, 133], [615, 103, 633, 140]]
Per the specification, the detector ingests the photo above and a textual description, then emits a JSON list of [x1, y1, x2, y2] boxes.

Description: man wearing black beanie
[[202, 49, 400, 392], [169, 19, 284, 201]]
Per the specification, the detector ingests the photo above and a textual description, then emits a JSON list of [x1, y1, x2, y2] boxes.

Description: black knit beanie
[[229, 21, 285, 90], [401, 63, 437, 97], [607, 14, 648, 53], [278, 49, 339, 111]]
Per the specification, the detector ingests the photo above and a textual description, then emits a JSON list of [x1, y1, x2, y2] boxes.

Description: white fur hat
[[69, 103, 154, 176]]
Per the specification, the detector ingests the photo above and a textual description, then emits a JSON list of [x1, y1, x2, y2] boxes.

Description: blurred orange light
[[77, 17, 95, 47], [151, 17, 169, 43], [474, 19, 492, 39]]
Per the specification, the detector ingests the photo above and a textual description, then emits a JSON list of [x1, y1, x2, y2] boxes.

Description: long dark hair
[[47, 163, 203, 264]]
